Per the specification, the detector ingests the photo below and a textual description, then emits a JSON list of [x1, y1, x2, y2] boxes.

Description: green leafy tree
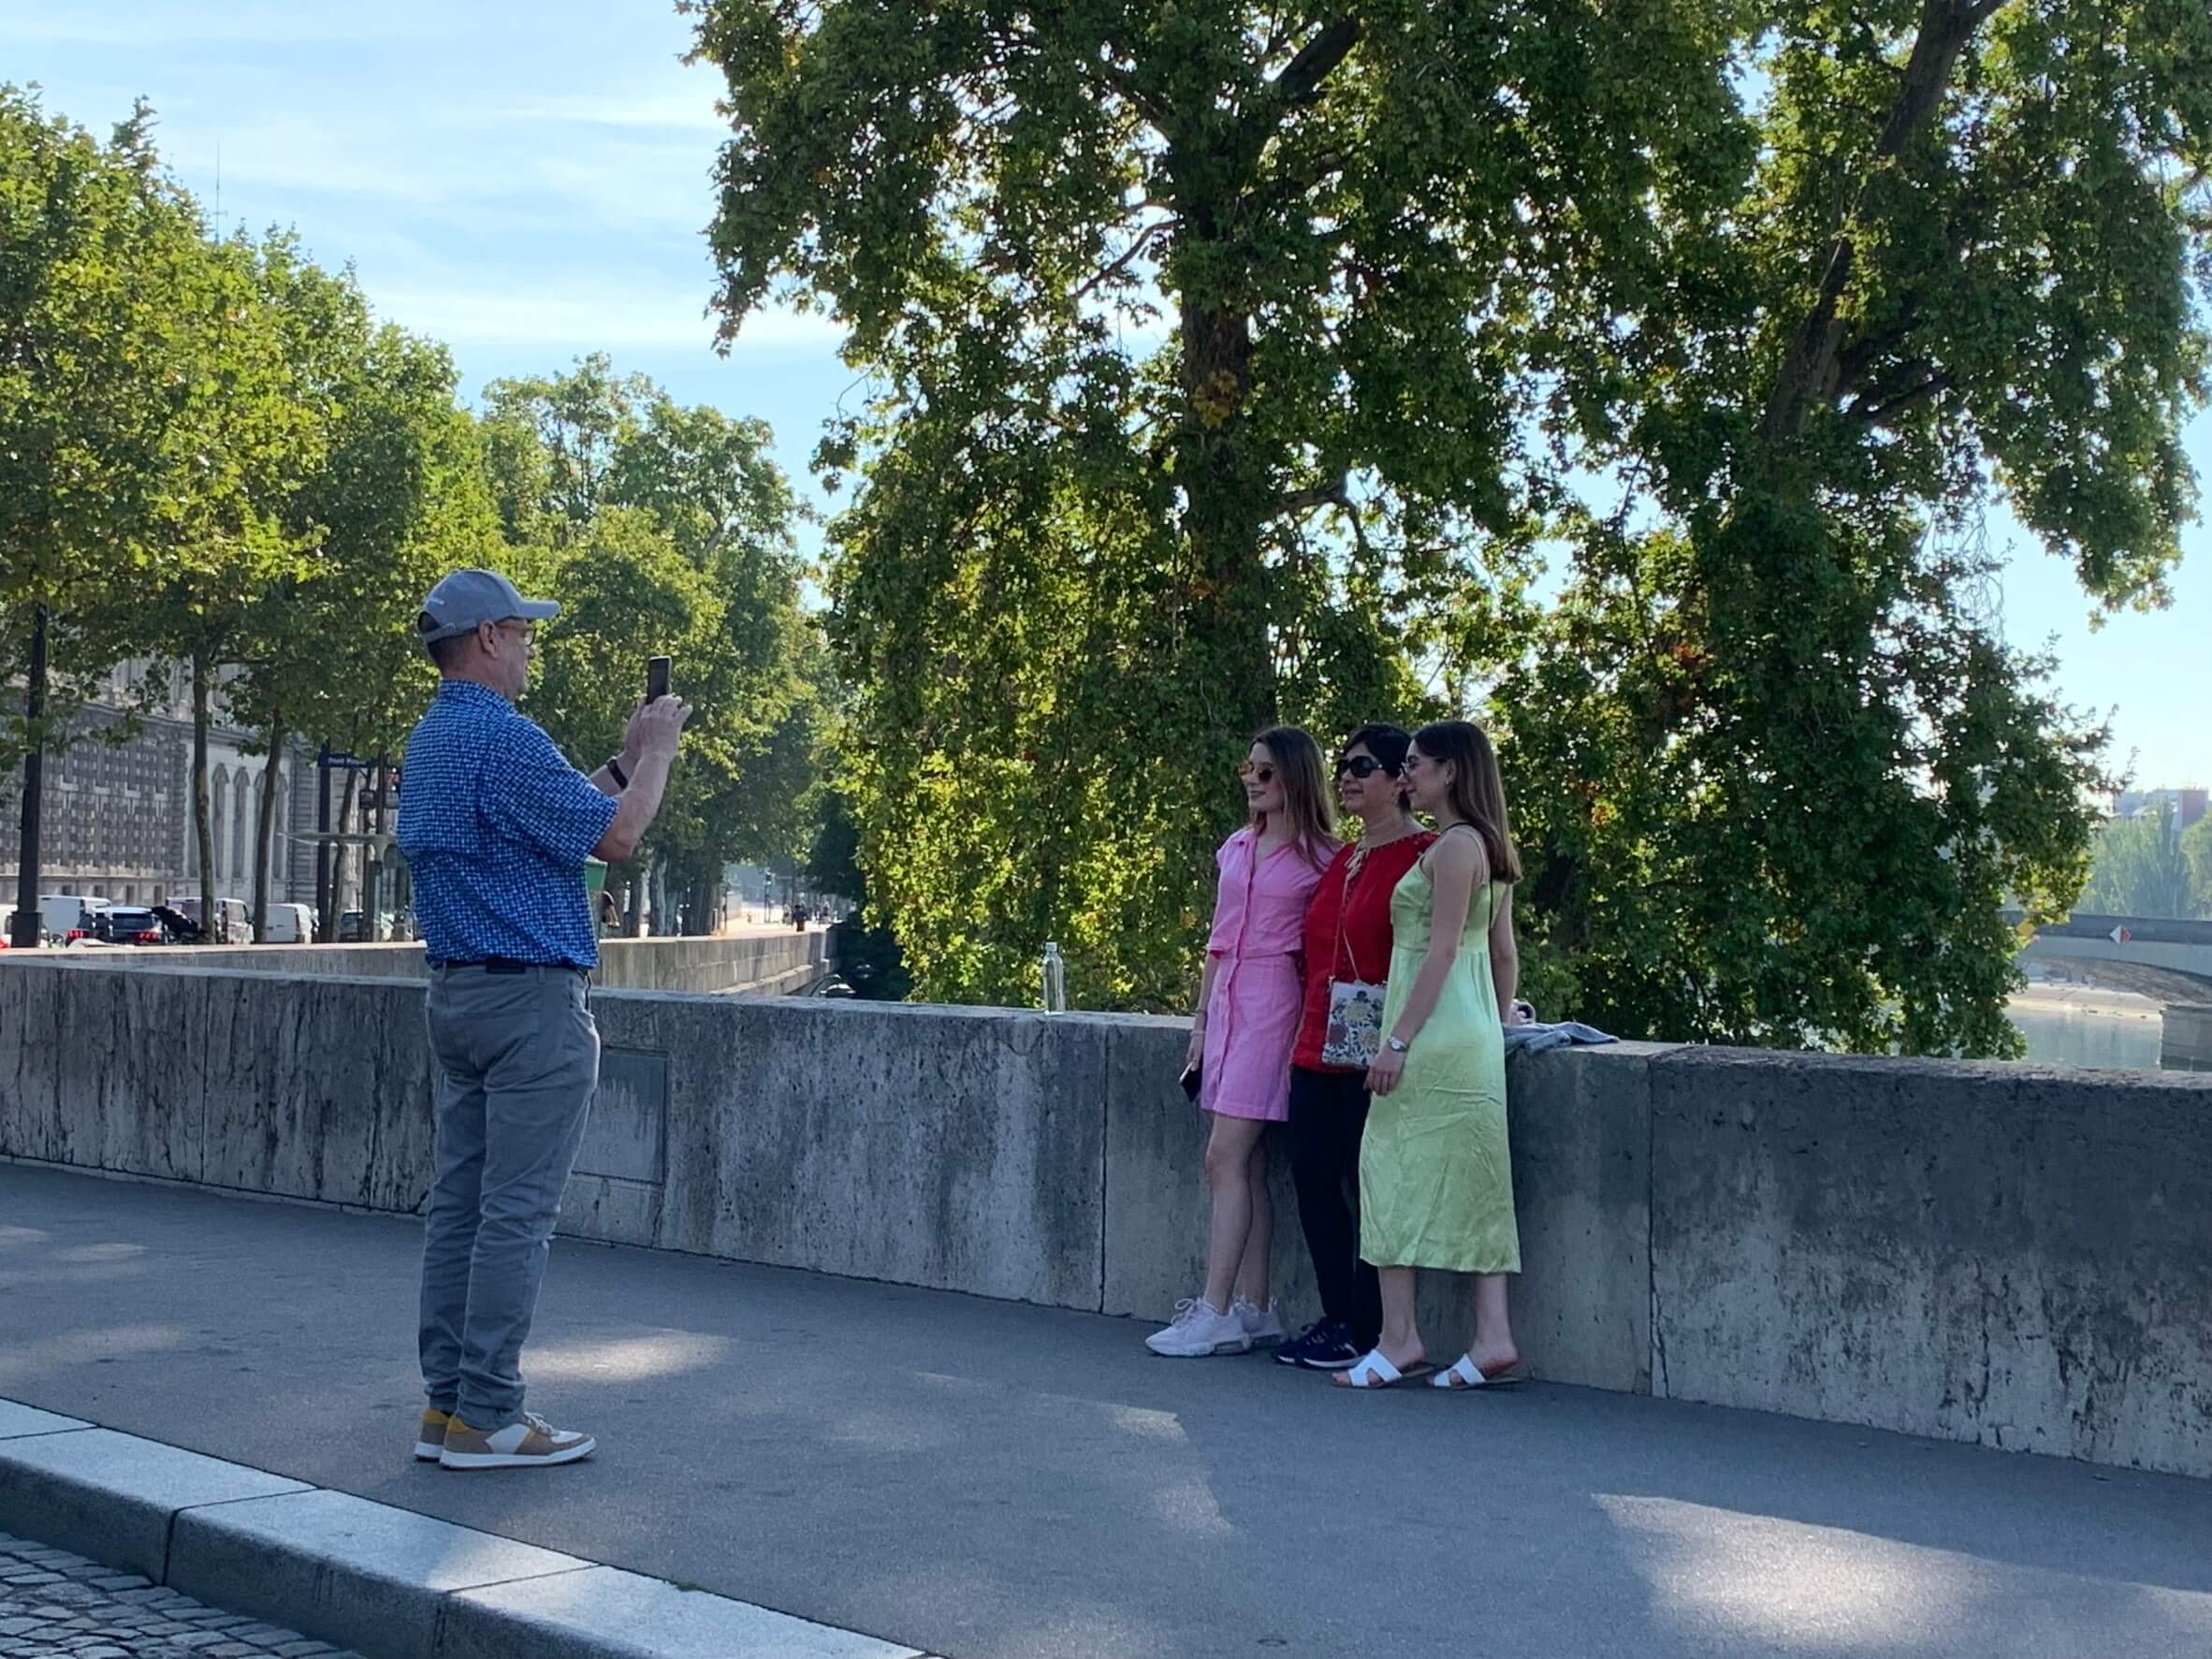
[[481, 358, 817, 931], [692, 1, 2209, 1045], [136, 230, 327, 938], [228, 243, 496, 938], [2185, 813, 2212, 917], [687, 0, 1725, 1005], [1496, 0, 2209, 1054], [0, 88, 208, 944], [2080, 802, 2200, 920]]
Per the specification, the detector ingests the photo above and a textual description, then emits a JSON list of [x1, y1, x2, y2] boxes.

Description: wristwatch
[[1385, 1037, 1410, 1054]]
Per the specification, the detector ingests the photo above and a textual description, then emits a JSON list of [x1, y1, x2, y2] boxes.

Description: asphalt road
[[3, 1164, 2206, 1659]]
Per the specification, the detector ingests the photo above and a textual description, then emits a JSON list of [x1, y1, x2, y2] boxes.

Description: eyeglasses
[[1237, 762, 1277, 784], [1337, 756, 1389, 779]]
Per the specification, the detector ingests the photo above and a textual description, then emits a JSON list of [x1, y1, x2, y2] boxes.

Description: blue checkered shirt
[[397, 681, 620, 969]]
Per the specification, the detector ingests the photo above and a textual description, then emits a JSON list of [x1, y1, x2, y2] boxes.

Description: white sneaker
[[439, 1410, 596, 1470], [1145, 1297, 1252, 1358], [1233, 1296, 1288, 1348]]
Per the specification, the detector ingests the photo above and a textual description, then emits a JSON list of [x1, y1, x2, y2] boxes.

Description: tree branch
[[1268, 474, 1351, 521], [1258, 18, 1361, 128], [1847, 369, 1957, 427], [1073, 219, 1175, 301]]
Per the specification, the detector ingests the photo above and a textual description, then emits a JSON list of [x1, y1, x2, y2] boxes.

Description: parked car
[[95, 907, 166, 946], [337, 910, 371, 942], [262, 902, 315, 943]]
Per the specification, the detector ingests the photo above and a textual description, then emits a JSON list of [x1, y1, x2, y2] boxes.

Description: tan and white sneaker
[[439, 1410, 597, 1471], [414, 1405, 455, 1463]]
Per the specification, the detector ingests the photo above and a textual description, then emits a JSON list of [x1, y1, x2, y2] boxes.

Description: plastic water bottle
[[1041, 941, 1067, 1013]]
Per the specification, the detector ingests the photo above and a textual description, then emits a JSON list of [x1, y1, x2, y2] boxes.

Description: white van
[[263, 903, 315, 943], [38, 894, 109, 941]]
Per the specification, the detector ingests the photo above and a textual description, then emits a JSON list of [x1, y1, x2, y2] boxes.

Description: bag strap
[[1333, 846, 1375, 985]]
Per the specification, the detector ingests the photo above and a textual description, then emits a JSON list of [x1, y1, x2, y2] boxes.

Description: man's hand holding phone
[[632, 693, 691, 759], [621, 655, 688, 769]]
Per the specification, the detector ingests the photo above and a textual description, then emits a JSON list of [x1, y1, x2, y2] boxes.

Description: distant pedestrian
[[396, 568, 689, 1469], [1148, 727, 1337, 1359], [1336, 720, 1523, 1391], [1274, 723, 1433, 1371]]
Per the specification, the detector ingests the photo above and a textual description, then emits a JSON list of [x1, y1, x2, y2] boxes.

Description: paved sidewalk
[[0, 1529, 359, 1659], [3, 1163, 2209, 1659]]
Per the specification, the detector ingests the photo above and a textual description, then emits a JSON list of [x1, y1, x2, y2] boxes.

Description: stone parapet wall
[[3, 959, 2205, 1479], [6, 931, 830, 996]]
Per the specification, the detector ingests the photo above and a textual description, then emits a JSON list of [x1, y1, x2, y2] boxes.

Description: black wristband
[[606, 755, 629, 789]]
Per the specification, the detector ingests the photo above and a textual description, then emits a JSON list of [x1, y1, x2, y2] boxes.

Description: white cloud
[[497, 87, 730, 134]]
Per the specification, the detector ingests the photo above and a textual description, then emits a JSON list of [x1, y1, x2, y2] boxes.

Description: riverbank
[[2010, 982, 2163, 1021]]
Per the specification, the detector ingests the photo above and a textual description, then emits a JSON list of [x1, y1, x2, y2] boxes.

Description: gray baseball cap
[[415, 568, 560, 648]]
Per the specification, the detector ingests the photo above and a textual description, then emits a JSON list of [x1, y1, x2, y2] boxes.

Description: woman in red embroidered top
[[1146, 726, 1337, 1359], [1273, 724, 1433, 1371]]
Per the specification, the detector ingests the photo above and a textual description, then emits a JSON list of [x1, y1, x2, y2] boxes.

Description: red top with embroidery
[[1290, 830, 1436, 1073]]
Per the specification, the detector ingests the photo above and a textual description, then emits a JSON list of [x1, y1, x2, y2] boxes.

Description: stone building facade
[[0, 663, 368, 919]]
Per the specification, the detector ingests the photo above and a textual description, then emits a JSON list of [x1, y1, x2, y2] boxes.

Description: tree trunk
[[315, 757, 333, 939], [252, 724, 284, 942], [191, 652, 219, 942], [9, 605, 49, 949], [330, 766, 361, 939]]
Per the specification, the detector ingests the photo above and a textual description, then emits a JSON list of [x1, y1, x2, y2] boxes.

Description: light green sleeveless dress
[[1358, 844, 1520, 1273]]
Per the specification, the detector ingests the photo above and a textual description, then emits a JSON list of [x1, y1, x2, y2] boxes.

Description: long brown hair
[[1410, 720, 1521, 883], [1251, 725, 1338, 868]]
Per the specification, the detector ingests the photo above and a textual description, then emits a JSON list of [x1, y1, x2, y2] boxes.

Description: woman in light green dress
[[1335, 720, 1524, 1391]]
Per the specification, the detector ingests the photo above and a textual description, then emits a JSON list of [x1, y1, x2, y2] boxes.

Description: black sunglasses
[[1337, 756, 1390, 779], [1237, 761, 1277, 784]]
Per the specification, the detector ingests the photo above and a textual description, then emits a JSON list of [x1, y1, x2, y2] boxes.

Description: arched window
[[231, 772, 249, 881], [210, 768, 228, 888]]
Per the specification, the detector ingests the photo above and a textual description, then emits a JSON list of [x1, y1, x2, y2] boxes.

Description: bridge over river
[[2012, 912, 2212, 1069]]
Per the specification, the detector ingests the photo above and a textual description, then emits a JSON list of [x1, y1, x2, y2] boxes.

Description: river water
[[2004, 990, 2168, 1070]]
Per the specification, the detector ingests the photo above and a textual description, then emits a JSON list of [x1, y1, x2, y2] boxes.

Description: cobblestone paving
[[0, 1532, 362, 1659]]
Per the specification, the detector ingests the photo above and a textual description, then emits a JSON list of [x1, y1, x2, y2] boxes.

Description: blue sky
[[6, 0, 2205, 787]]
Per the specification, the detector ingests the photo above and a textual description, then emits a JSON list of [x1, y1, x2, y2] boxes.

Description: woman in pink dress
[[1147, 727, 1337, 1358]]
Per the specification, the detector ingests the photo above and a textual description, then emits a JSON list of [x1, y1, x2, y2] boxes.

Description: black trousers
[[1287, 1066, 1382, 1347]]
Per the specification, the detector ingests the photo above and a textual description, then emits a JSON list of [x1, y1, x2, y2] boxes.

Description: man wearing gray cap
[[397, 568, 689, 1470]]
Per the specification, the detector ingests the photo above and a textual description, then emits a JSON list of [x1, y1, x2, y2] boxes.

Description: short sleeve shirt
[[396, 680, 619, 969], [1291, 830, 1436, 1071]]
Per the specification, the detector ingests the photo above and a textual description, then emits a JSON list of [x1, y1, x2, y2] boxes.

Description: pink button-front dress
[[1200, 828, 1329, 1121]]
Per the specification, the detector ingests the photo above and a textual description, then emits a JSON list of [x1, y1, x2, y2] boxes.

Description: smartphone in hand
[[1180, 1064, 1202, 1102], [646, 656, 673, 704]]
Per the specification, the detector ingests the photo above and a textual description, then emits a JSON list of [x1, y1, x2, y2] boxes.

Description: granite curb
[[0, 1400, 932, 1659]]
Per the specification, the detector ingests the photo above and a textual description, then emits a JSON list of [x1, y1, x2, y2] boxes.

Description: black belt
[[430, 957, 581, 974]]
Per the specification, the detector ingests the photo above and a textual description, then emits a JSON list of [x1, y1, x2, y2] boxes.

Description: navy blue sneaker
[[1274, 1318, 1361, 1370]]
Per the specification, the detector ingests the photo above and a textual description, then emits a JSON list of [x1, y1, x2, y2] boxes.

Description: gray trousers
[[418, 964, 600, 1430]]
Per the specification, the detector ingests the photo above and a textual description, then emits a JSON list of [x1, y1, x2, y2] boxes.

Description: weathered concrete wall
[[7, 931, 830, 997], [4, 957, 2207, 1479], [1647, 1047, 2212, 1476]]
